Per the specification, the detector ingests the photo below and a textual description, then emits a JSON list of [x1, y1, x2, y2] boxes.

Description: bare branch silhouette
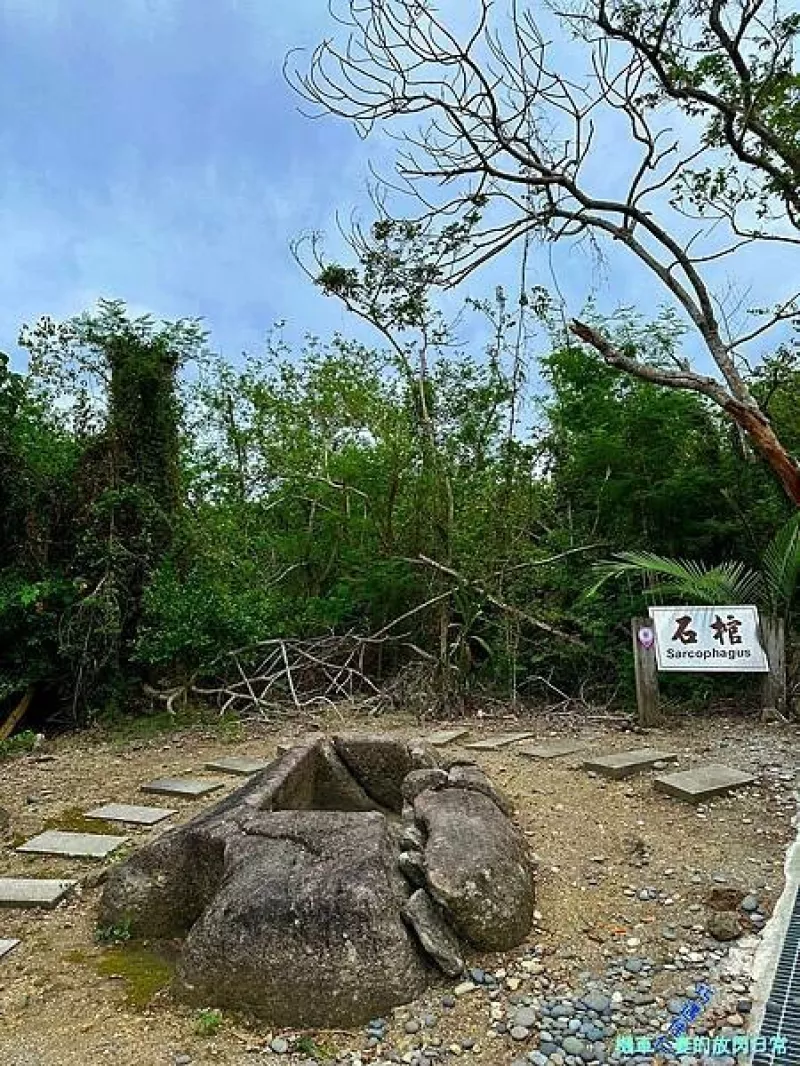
[[286, 0, 800, 504]]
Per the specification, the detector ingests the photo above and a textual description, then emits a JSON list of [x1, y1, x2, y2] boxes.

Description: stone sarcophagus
[[99, 734, 535, 1026]]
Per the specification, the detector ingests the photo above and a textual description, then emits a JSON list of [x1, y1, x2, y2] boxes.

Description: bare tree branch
[[287, 0, 800, 504]]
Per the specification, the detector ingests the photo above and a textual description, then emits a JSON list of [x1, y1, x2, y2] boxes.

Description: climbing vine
[[10, 300, 206, 721]]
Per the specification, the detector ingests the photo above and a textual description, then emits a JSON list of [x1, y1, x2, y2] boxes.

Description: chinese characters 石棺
[[671, 613, 742, 646]]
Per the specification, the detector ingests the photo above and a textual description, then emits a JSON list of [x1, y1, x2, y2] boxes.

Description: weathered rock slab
[[85, 803, 176, 826], [424, 729, 470, 747], [17, 831, 128, 859], [0, 938, 19, 959], [402, 888, 464, 977], [654, 763, 755, 802], [141, 777, 225, 797], [465, 732, 535, 751], [414, 787, 534, 950], [583, 748, 677, 779], [0, 878, 77, 908], [204, 756, 270, 776], [517, 740, 584, 759]]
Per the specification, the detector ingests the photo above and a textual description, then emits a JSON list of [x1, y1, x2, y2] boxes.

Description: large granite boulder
[[99, 733, 535, 1026], [176, 811, 430, 1026], [414, 786, 535, 950], [446, 762, 515, 816]]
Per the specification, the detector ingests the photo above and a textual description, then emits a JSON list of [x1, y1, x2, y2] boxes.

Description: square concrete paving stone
[[0, 878, 77, 909], [204, 756, 270, 776], [141, 776, 225, 798], [424, 729, 471, 747], [654, 763, 756, 803], [16, 831, 128, 860], [465, 732, 536, 751], [583, 748, 678, 779], [517, 740, 585, 759], [0, 939, 20, 960], [85, 803, 177, 826]]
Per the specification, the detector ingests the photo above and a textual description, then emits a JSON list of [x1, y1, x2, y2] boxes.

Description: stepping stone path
[[0, 938, 19, 959], [205, 756, 270, 775], [424, 729, 471, 747], [141, 777, 224, 797], [85, 803, 176, 826], [465, 732, 535, 751], [1, 750, 298, 974], [17, 830, 128, 860], [517, 740, 584, 759], [583, 748, 677, 780], [654, 763, 756, 803], [0, 878, 76, 909]]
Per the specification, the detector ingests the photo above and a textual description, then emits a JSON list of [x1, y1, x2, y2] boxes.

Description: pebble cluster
[[168, 929, 771, 1066]]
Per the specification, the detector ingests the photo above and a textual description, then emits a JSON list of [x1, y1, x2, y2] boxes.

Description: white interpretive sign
[[649, 605, 769, 672]]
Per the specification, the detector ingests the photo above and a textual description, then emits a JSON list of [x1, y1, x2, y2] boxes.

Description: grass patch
[[295, 1036, 337, 1060], [44, 806, 119, 836], [99, 703, 218, 746], [96, 703, 247, 749], [195, 1007, 223, 1036], [95, 917, 132, 945], [103, 711, 193, 747], [215, 715, 244, 744], [63, 949, 89, 965], [0, 730, 38, 760], [96, 945, 173, 1010]]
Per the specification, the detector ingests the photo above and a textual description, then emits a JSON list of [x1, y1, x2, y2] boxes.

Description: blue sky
[[0, 0, 795, 376]]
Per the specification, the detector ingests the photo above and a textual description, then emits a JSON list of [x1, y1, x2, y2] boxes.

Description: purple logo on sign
[[638, 626, 655, 649]]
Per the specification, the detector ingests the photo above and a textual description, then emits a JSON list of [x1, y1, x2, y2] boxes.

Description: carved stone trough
[[99, 734, 535, 1027]]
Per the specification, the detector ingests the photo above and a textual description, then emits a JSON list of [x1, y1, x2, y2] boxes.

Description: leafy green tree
[[4, 291, 795, 725], [540, 311, 789, 559], [0, 354, 82, 706], [13, 300, 205, 719]]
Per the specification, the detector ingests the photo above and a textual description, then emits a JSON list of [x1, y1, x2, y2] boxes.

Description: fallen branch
[[143, 684, 187, 716], [0, 687, 35, 740], [187, 629, 408, 719], [491, 544, 602, 576], [406, 554, 585, 646]]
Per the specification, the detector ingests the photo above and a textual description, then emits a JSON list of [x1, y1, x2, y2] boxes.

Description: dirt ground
[[0, 706, 797, 1066]]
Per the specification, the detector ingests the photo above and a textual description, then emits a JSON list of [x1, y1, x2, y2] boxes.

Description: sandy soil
[[0, 707, 797, 1066]]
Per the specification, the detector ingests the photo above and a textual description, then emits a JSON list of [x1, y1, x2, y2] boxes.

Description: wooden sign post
[[759, 615, 788, 719], [631, 606, 786, 725], [632, 618, 659, 726]]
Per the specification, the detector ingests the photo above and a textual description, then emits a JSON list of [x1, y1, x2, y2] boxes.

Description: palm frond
[[586, 551, 763, 606], [761, 513, 800, 615]]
